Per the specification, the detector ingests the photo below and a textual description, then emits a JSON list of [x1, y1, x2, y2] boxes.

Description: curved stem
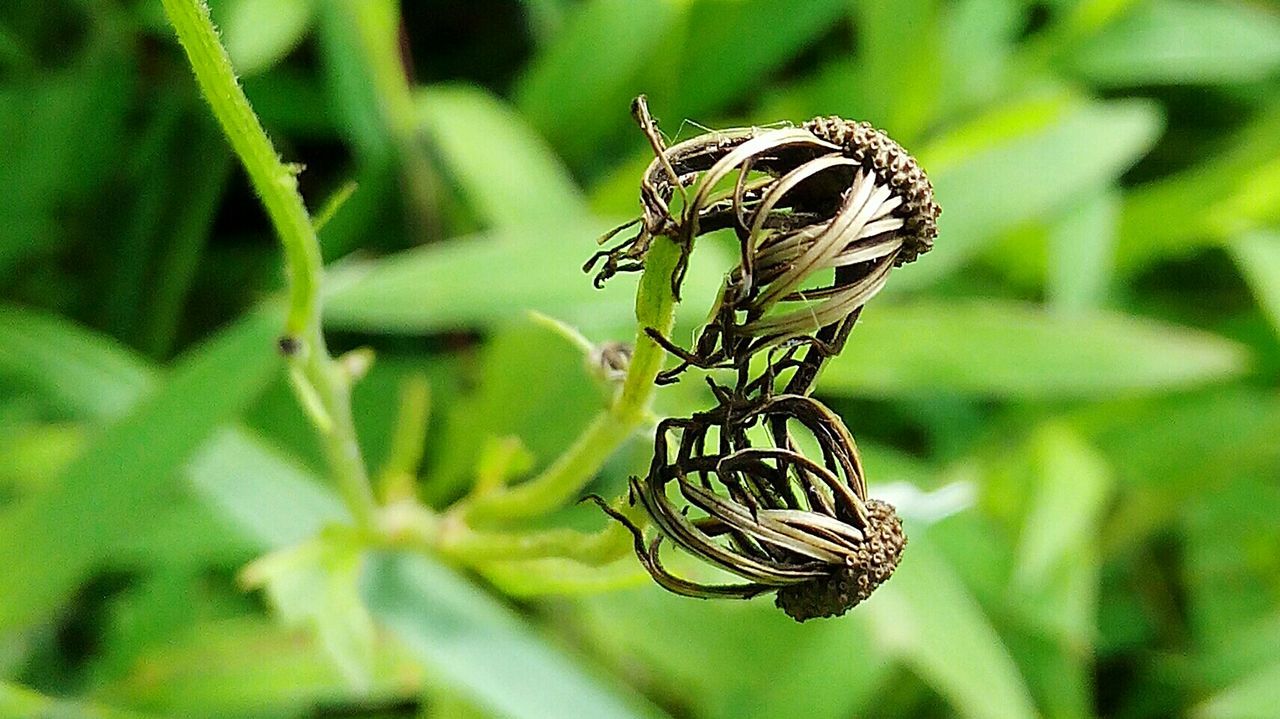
[[456, 236, 684, 524], [162, 0, 377, 527]]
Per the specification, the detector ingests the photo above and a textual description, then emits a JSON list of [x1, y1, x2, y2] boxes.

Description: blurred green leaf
[[854, 0, 941, 142], [819, 299, 1248, 398], [0, 307, 283, 630], [323, 220, 733, 338], [1183, 471, 1280, 641], [667, 0, 851, 122], [1193, 661, 1280, 719], [217, 0, 314, 77], [1229, 231, 1280, 338], [420, 84, 588, 230], [424, 319, 601, 504], [939, 0, 1023, 116], [100, 617, 417, 716], [1067, 0, 1280, 86], [515, 0, 676, 170], [903, 97, 1163, 286], [575, 585, 891, 719], [1013, 425, 1111, 602], [0, 306, 150, 417], [1118, 105, 1280, 272], [1047, 190, 1120, 313], [0, 681, 154, 719], [0, 47, 131, 275], [0, 304, 348, 550], [241, 536, 376, 690], [1005, 426, 1109, 718], [362, 551, 666, 719], [867, 537, 1038, 719]]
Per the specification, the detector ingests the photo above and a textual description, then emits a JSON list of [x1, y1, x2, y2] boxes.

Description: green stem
[[456, 236, 684, 524], [381, 502, 633, 565], [162, 0, 377, 527]]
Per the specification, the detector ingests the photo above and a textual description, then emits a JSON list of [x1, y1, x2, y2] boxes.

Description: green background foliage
[[2, 0, 1280, 717]]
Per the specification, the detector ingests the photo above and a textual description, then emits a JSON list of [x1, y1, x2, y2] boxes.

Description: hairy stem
[[456, 236, 684, 524], [162, 0, 377, 527]]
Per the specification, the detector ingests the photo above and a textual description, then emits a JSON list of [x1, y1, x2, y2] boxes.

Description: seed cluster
[[588, 97, 937, 621]]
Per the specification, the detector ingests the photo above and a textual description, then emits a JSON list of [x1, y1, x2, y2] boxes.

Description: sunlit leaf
[[1193, 661, 1280, 719], [867, 536, 1038, 719], [1229, 231, 1280, 338], [0, 682, 153, 719], [0, 307, 283, 631], [421, 84, 588, 230], [819, 300, 1248, 398], [1068, 0, 1280, 86], [515, 0, 676, 170], [1117, 106, 1280, 272], [899, 97, 1162, 286], [363, 552, 666, 719], [218, 0, 314, 76], [323, 220, 734, 338]]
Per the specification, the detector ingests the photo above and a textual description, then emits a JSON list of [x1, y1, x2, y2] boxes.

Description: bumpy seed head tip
[[803, 117, 940, 266], [774, 499, 906, 622]]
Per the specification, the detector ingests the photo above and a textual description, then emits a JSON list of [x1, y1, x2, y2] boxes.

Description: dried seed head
[[599, 394, 907, 613], [588, 100, 940, 393], [774, 498, 906, 621], [802, 117, 940, 266]]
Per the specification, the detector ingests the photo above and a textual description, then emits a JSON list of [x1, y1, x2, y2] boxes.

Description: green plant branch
[[454, 236, 684, 525], [379, 500, 634, 566], [162, 0, 377, 527]]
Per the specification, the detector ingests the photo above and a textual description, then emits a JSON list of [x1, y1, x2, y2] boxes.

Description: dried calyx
[[593, 392, 906, 621]]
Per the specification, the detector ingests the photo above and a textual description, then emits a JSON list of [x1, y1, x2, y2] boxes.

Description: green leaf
[[241, 536, 377, 690], [1067, 0, 1280, 86], [423, 319, 603, 503], [218, 0, 314, 76], [1228, 231, 1280, 338], [514, 0, 676, 170], [323, 220, 734, 338], [1047, 190, 1120, 313], [0, 306, 148, 417], [362, 551, 665, 719], [1183, 471, 1280, 641], [866, 536, 1038, 719], [0, 304, 348, 551], [1117, 105, 1280, 272], [100, 617, 416, 716], [420, 84, 588, 230], [0, 48, 131, 275], [1011, 425, 1110, 648], [0, 682, 154, 719], [668, 0, 851, 122], [574, 585, 891, 719], [853, 0, 942, 142], [818, 299, 1249, 398], [1193, 661, 1280, 719], [0, 307, 283, 630], [939, 0, 1023, 115], [901, 98, 1162, 286]]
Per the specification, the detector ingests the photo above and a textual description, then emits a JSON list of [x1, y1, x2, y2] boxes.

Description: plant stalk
[[456, 235, 684, 524], [162, 0, 377, 527]]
